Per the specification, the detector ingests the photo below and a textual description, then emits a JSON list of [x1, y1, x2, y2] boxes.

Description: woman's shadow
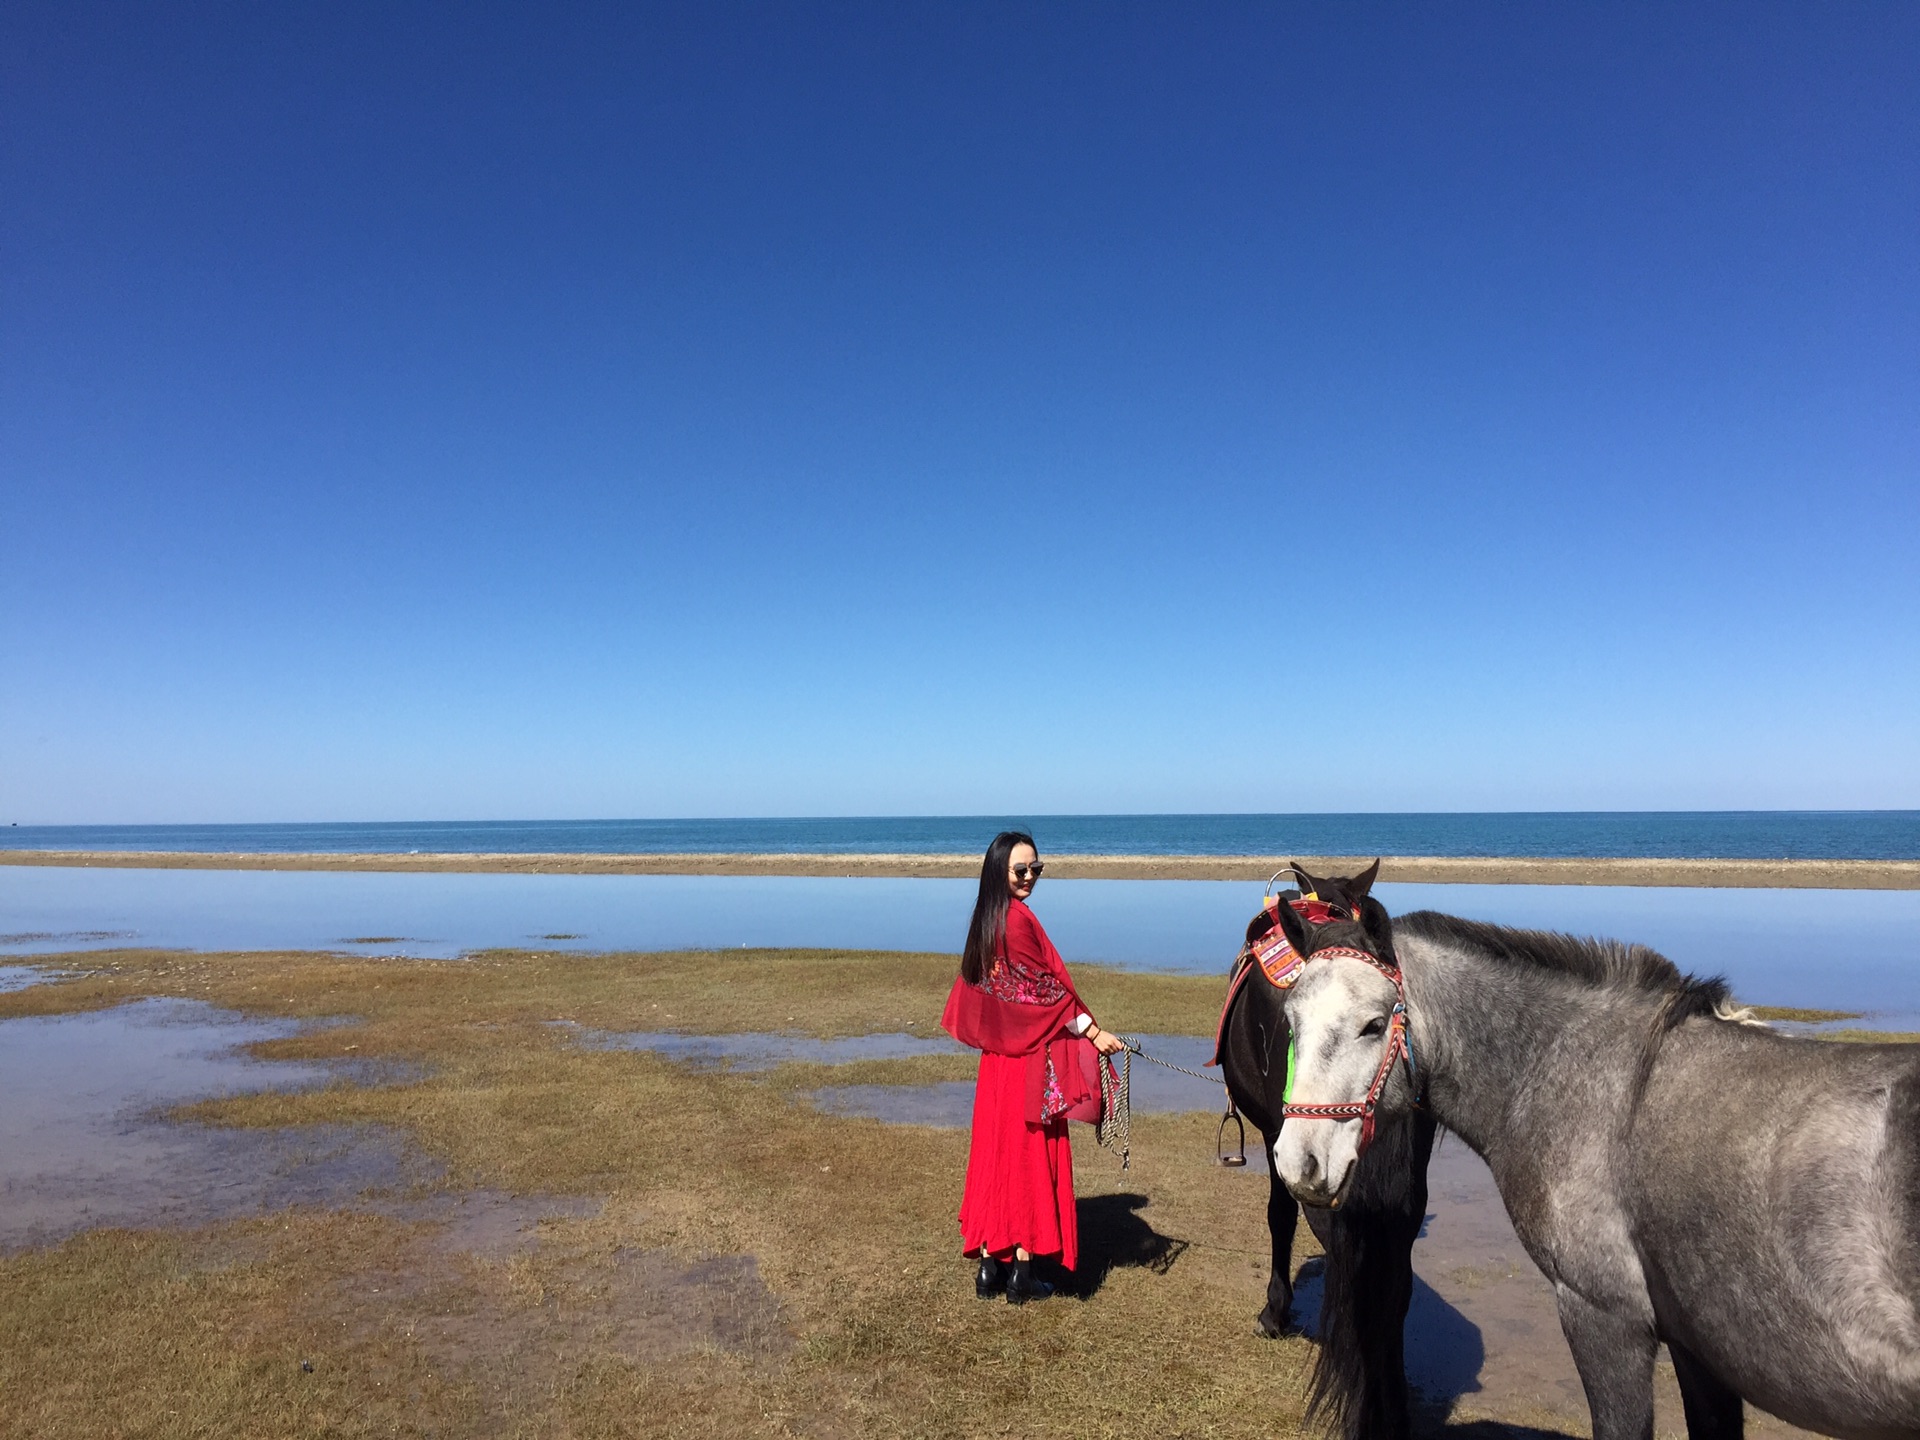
[[1062, 1192, 1189, 1297]]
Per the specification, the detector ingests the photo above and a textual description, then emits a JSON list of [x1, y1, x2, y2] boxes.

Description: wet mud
[[297, 1196, 787, 1425]]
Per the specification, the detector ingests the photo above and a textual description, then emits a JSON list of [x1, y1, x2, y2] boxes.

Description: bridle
[[1274, 944, 1416, 1155], [1237, 894, 1420, 1156]]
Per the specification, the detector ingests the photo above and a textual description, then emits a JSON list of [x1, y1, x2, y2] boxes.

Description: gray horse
[[1264, 900, 1920, 1440]]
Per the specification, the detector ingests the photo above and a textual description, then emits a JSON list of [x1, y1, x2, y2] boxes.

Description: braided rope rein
[[1094, 1035, 1230, 1171], [1096, 1048, 1131, 1169]]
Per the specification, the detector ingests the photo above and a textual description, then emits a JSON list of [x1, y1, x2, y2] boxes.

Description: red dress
[[942, 900, 1095, 1271]]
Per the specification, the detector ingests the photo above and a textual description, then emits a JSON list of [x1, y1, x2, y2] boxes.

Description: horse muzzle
[[1272, 1129, 1356, 1208]]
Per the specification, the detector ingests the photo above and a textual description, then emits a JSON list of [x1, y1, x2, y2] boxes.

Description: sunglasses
[[1012, 862, 1045, 881]]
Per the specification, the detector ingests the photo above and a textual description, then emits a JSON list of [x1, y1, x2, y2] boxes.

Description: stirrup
[[1217, 1101, 1248, 1167]]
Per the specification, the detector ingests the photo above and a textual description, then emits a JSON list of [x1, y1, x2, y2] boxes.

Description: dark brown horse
[[1215, 861, 1437, 1440]]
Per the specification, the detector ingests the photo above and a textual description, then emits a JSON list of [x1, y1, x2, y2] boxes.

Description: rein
[[1094, 1033, 1232, 1173]]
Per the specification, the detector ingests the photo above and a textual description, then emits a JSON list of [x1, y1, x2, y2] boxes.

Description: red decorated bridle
[[1240, 899, 1419, 1156], [1275, 945, 1415, 1155]]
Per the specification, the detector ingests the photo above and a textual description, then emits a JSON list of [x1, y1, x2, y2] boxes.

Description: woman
[[940, 831, 1127, 1304]]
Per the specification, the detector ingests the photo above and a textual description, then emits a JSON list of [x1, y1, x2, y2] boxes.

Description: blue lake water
[[5, 810, 1919, 860], [2, 866, 1917, 1021]]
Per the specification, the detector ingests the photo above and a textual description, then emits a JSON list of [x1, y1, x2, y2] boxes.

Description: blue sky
[[3, 3, 1916, 823]]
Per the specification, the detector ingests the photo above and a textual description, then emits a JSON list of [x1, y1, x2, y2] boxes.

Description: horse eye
[[1360, 1017, 1387, 1039]]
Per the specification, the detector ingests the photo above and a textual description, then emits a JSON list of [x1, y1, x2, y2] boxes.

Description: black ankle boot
[[1005, 1258, 1054, 1305], [975, 1255, 1006, 1298]]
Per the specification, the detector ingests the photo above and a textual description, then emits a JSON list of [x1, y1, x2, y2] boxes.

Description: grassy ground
[[0, 948, 1311, 1440], [4, 949, 1912, 1439]]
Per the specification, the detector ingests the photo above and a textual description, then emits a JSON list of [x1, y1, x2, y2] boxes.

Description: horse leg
[[1257, 1129, 1300, 1338], [1669, 1340, 1744, 1440], [1555, 1286, 1656, 1440]]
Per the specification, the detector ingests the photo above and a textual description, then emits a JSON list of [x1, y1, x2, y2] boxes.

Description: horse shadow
[[1290, 1252, 1555, 1436], [1061, 1192, 1189, 1298]]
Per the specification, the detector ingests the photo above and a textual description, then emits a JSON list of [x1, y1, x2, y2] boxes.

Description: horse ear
[[1357, 896, 1397, 966], [1290, 861, 1327, 897], [1349, 858, 1381, 899], [1276, 894, 1315, 955]]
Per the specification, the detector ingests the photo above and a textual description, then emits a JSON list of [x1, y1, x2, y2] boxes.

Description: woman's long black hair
[[961, 830, 1035, 984]]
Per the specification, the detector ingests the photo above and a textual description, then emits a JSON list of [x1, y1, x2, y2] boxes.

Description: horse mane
[[1307, 1110, 1430, 1440], [1396, 909, 1733, 1030], [1396, 908, 1744, 1127]]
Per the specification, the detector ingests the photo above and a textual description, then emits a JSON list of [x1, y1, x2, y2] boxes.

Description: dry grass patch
[[1, 948, 1322, 1439]]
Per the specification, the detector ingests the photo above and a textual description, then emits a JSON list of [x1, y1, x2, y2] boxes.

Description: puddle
[[806, 1034, 1229, 1125], [0, 964, 53, 994], [815, 1080, 978, 1126], [0, 997, 436, 1250], [0, 930, 134, 946], [576, 1026, 967, 1068]]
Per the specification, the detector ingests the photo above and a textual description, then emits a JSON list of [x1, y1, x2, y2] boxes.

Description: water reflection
[[3, 865, 1917, 1012], [0, 964, 50, 994], [0, 997, 427, 1250], [576, 1027, 966, 1068]]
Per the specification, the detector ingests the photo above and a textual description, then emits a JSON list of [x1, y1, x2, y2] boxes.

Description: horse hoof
[[1256, 1305, 1288, 1339]]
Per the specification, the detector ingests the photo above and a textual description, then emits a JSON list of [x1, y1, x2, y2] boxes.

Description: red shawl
[[941, 900, 1102, 1125]]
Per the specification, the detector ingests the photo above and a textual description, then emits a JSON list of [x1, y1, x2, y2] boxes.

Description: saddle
[[1206, 890, 1351, 1068]]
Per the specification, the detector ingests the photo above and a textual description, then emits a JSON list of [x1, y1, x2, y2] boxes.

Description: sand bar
[[4, 849, 1919, 889]]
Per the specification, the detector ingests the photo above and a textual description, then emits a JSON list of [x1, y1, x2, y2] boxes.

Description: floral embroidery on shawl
[[978, 956, 1069, 1006], [1039, 1052, 1068, 1121]]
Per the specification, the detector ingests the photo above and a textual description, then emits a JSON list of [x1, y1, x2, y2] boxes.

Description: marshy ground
[[0, 948, 1891, 1438], [0, 947, 1322, 1439]]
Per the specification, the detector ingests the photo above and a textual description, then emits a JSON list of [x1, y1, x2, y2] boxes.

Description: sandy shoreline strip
[[3, 849, 1918, 889]]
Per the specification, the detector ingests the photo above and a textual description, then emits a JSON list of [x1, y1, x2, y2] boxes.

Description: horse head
[[1269, 862, 1419, 1209]]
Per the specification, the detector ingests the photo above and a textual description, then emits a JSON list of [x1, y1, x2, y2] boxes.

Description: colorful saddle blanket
[[1205, 894, 1344, 1067]]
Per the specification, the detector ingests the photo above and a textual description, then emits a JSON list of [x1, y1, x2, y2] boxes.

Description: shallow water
[[5, 866, 1919, 1015], [0, 997, 433, 1250], [804, 1033, 1229, 1125], [575, 1027, 968, 1068], [0, 963, 50, 994]]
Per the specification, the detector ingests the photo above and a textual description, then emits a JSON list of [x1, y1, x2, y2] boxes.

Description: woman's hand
[[1088, 1025, 1127, 1056]]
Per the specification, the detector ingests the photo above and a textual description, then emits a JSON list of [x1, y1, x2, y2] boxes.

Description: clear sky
[[3, 3, 1916, 824]]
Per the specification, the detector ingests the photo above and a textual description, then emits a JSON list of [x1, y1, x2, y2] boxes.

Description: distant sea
[[3, 813, 1918, 861]]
